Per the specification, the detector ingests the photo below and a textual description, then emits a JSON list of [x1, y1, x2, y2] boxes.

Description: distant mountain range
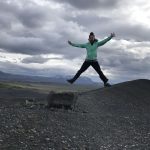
[[0, 71, 97, 85]]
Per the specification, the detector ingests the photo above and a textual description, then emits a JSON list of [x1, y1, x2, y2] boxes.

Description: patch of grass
[[0, 82, 24, 89], [0, 82, 100, 94], [0, 83, 10, 88]]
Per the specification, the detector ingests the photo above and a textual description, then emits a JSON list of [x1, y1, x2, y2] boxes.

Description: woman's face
[[89, 35, 95, 42]]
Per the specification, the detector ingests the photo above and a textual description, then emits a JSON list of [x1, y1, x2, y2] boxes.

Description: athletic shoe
[[104, 82, 111, 87], [67, 79, 74, 84]]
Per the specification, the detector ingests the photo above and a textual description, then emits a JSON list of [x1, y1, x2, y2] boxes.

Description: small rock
[[45, 138, 50, 141]]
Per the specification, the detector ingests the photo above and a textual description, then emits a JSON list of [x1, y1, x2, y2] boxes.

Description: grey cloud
[[97, 47, 150, 77], [0, 61, 72, 77], [53, 0, 120, 10], [0, 0, 50, 29], [17, 5, 49, 28], [0, 14, 12, 30], [126, 42, 150, 49], [0, 61, 32, 75], [67, 12, 150, 42], [0, 1, 18, 14], [0, 1, 18, 30], [0, 33, 49, 55], [62, 47, 85, 60], [0, 30, 85, 58], [21, 56, 50, 64], [1, 0, 149, 57], [111, 23, 150, 42], [0, 0, 87, 56], [21, 55, 63, 64], [0, 1, 149, 60], [65, 14, 112, 31]]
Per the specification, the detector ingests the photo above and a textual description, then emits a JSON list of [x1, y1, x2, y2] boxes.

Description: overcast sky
[[0, 0, 150, 83]]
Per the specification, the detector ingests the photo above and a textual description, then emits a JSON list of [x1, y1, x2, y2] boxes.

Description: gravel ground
[[0, 79, 150, 150]]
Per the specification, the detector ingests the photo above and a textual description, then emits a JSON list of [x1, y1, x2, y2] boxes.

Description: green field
[[0, 81, 100, 94]]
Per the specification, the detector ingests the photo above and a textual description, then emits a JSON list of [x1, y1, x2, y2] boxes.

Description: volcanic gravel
[[0, 79, 150, 150]]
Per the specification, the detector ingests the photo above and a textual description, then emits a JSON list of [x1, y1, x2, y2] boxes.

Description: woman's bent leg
[[67, 61, 90, 84]]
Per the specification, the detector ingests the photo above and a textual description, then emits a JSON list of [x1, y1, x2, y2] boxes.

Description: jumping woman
[[67, 32, 115, 87]]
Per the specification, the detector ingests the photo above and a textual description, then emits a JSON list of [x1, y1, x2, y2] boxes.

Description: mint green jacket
[[70, 36, 112, 60]]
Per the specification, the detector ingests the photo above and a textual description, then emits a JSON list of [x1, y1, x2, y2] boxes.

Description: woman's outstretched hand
[[68, 40, 72, 45], [110, 32, 115, 38]]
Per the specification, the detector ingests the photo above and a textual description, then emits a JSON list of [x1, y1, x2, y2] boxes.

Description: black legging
[[71, 60, 108, 83]]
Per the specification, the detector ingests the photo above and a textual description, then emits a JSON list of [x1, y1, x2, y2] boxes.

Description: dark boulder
[[47, 91, 78, 110]]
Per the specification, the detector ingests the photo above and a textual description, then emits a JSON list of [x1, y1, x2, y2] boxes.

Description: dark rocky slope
[[0, 79, 150, 149]]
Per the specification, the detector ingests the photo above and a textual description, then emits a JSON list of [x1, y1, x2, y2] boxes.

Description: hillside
[[0, 79, 150, 149]]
